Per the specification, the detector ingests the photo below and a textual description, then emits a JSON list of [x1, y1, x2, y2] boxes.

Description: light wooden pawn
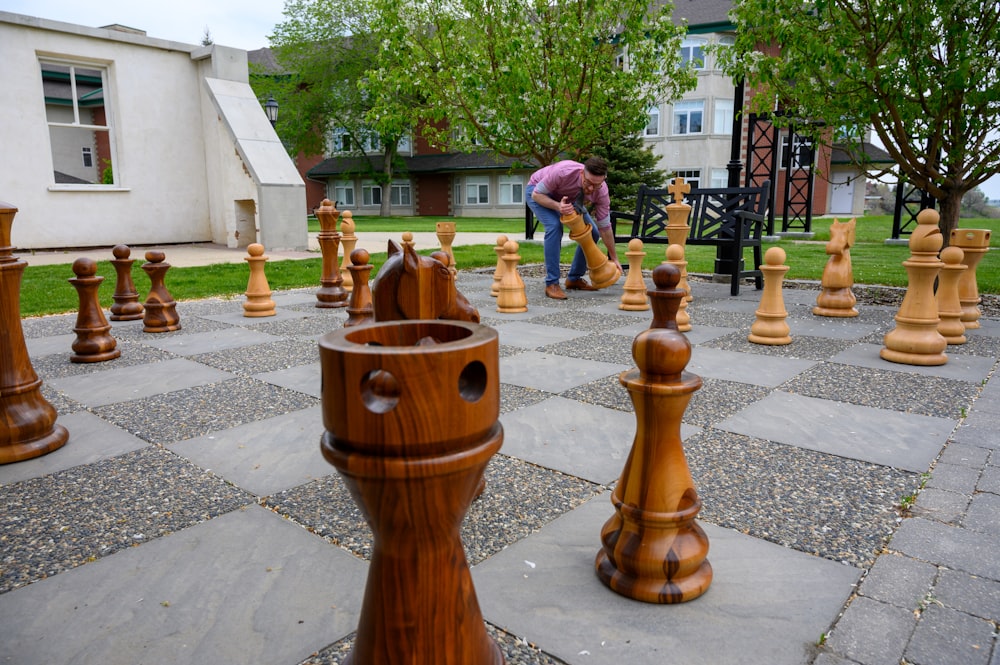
[[401, 231, 415, 250], [339, 211, 357, 292], [881, 209, 947, 366], [665, 177, 693, 303], [936, 246, 967, 345], [243, 243, 276, 317], [748, 246, 791, 345], [665, 244, 691, 331], [436, 221, 457, 275], [490, 235, 508, 297], [496, 240, 527, 313], [619, 239, 650, 311]]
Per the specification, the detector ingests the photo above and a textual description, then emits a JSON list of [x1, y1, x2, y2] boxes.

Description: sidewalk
[[0, 251, 997, 664]]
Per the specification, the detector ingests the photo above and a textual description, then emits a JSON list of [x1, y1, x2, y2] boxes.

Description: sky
[[5, 0, 998, 201], [1, 0, 283, 51]]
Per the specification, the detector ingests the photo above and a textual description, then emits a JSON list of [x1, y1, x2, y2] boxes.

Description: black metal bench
[[609, 179, 771, 295]]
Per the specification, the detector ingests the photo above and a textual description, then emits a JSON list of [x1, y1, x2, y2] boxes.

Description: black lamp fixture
[[264, 95, 279, 127]]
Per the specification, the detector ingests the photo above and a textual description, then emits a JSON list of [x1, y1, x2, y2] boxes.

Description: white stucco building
[[0, 12, 307, 251]]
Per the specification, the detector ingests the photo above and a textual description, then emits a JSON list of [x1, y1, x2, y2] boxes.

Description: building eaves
[[307, 152, 534, 178], [831, 142, 895, 165]]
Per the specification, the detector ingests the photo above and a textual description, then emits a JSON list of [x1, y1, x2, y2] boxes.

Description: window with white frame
[[714, 99, 734, 134], [780, 134, 815, 169], [672, 100, 704, 135], [715, 36, 736, 70], [711, 169, 729, 188], [40, 59, 117, 185], [330, 127, 352, 153], [361, 180, 412, 206], [675, 169, 701, 190], [465, 176, 490, 205], [390, 180, 411, 206], [499, 175, 524, 204], [332, 180, 355, 207], [645, 106, 660, 136], [680, 38, 707, 69], [362, 181, 381, 206]]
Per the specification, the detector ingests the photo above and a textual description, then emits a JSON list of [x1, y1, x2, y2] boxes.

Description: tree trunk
[[936, 189, 963, 249], [379, 145, 395, 217]]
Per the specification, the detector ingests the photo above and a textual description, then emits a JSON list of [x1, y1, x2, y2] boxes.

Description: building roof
[[830, 142, 895, 165], [307, 151, 535, 179], [671, 0, 734, 30]]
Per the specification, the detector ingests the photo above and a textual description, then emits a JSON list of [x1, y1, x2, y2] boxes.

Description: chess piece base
[[70, 347, 121, 363], [0, 423, 69, 465]]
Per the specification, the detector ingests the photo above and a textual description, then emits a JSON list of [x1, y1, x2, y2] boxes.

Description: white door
[[829, 171, 855, 215]]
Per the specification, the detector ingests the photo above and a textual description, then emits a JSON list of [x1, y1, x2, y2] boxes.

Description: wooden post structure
[[319, 320, 504, 665], [109, 244, 144, 321], [596, 263, 711, 603], [560, 210, 620, 289], [315, 199, 348, 308], [0, 202, 69, 463]]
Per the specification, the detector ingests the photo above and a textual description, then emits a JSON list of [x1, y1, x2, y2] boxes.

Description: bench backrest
[[627, 180, 770, 242]]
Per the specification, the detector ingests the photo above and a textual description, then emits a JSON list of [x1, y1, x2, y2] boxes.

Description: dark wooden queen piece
[[319, 320, 503, 664], [0, 202, 69, 463]]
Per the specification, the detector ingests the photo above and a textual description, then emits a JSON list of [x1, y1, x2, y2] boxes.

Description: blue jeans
[[526, 185, 598, 286]]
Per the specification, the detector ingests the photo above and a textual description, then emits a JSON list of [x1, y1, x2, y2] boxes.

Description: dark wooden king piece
[[595, 263, 712, 603], [0, 202, 69, 463], [319, 320, 503, 665]]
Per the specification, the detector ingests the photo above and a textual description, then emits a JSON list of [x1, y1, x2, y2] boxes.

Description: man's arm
[[597, 224, 623, 274], [531, 190, 575, 216]]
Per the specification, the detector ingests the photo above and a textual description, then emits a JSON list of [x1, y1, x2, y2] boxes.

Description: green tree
[[262, 0, 419, 216], [369, 0, 697, 167], [592, 134, 668, 212], [718, 0, 1000, 242]]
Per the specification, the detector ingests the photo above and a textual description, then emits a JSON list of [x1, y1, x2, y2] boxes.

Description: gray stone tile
[[939, 443, 992, 468], [926, 462, 982, 494], [716, 391, 954, 472], [830, 343, 996, 383], [199, 307, 311, 327], [826, 596, 915, 665], [138, 326, 286, 356], [951, 419, 1000, 450], [783, 315, 879, 340], [492, 320, 591, 349], [253, 362, 322, 398], [688, 347, 817, 387], [858, 554, 937, 611], [963, 491, 1000, 533], [169, 405, 331, 497], [0, 411, 148, 485], [47, 358, 234, 407], [979, 465, 1000, 494], [499, 396, 699, 485], [904, 604, 994, 665], [473, 495, 860, 665], [911, 488, 970, 524], [0, 506, 365, 665], [25, 333, 76, 358], [934, 568, 1000, 623], [499, 350, 629, 393], [889, 517, 1000, 580]]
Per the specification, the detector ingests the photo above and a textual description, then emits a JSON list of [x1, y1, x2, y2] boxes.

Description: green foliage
[[717, 0, 1000, 241], [369, 0, 697, 166], [592, 134, 668, 212]]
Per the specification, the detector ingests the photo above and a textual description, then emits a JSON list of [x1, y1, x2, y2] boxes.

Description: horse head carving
[[371, 239, 480, 323]]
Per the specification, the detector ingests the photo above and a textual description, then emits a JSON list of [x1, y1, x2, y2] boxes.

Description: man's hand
[[558, 196, 575, 216]]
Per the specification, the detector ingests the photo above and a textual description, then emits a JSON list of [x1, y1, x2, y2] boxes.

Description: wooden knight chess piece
[[813, 218, 858, 317], [109, 244, 144, 321], [319, 320, 504, 665], [619, 239, 649, 311], [936, 246, 967, 345], [436, 221, 457, 275], [665, 244, 691, 331], [344, 248, 375, 328], [315, 199, 348, 309], [339, 211, 357, 292], [243, 243, 276, 318], [371, 240, 479, 323], [0, 202, 69, 463], [560, 209, 620, 289], [881, 208, 948, 366], [141, 250, 181, 333], [69, 257, 121, 363], [665, 177, 693, 303], [496, 240, 528, 313], [596, 263, 711, 603], [490, 234, 508, 298], [748, 247, 792, 345], [950, 227, 991, 329]]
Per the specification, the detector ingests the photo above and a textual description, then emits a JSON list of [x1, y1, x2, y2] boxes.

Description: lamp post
[[264, 95, 279, 128]]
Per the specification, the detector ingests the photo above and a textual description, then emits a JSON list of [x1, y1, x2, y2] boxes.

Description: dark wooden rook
[[141, 250, 181, 333], [69, 257, 121, 363], [596, 263, 712, 603], [0, 202, 69, 463], [320, 320, 503, 664], [109, 244, 144, 321]]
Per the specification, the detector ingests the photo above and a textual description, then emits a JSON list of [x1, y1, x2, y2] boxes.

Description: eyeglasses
[[582, 172, 605, 189]]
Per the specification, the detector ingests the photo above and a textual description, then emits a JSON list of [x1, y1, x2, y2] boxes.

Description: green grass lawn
[[18, 214, 998, 318]]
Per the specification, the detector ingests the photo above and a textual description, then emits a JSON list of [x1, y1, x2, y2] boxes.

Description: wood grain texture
[[560, 210, 620, 289]]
